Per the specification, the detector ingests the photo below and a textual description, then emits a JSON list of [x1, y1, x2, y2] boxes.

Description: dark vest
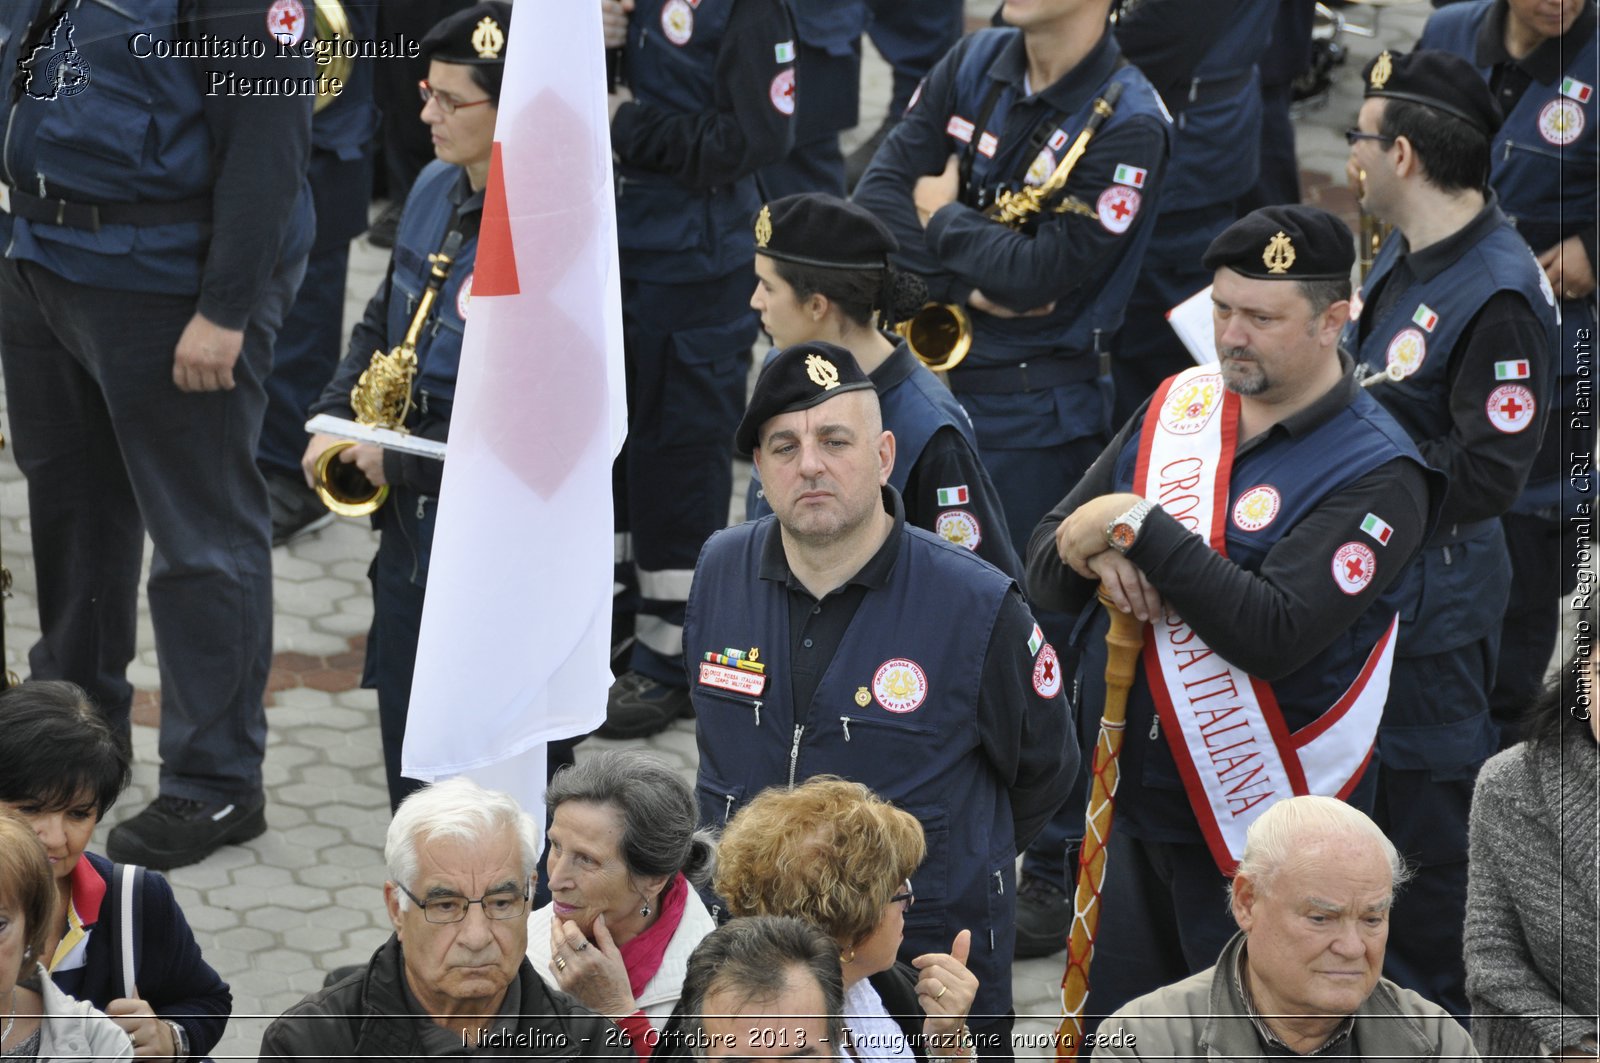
[[686, 516, 1019, 1015], [747, 343, 980, 519], [1081, 389, 1428, 843], [948, 29, 1171, 366], [1158, 0, 1276, 211], [0, 0, 312, 291], [617, 0, 767, 282]]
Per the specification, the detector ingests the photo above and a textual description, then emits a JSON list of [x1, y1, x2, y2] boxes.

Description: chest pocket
[[34, 84, 155, 201]]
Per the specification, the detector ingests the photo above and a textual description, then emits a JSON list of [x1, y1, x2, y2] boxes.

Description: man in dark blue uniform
[[1027, 205, 1437, 1022], [1342, 49, 1559, 1018], [1419, 0, 1598, 744], [301, 2, 509, 813], [744, 193, 1020, 580], [852, 0, 1170, 958], [757, 1, 866, 199], [689, 343, 1076, 1063], [1108, 0, 1277, 424], [261, 0, 382, 544], [599, 0, 798, 739], [0, 0, 314, 868]]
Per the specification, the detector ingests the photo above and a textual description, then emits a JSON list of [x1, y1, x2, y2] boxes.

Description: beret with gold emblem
[[1360, 48, 1502, 136], [754, 193, 899, 270], [1202, 204, 1355, 281], [421, 2, 512, 65], [735, 342, 875, 455]]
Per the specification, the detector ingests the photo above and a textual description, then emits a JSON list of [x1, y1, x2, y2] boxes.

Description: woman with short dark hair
[[0, 682, 231, 1061]]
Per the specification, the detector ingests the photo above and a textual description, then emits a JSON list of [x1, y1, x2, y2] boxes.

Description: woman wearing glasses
[[528, 752, 716, 1060], [299, 2, 510, 814], [713, 778, 978, 1063]]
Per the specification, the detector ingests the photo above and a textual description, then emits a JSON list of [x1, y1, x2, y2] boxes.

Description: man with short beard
[[685, 342, 1076, 1063], [1025, 205, 1440, 1022]]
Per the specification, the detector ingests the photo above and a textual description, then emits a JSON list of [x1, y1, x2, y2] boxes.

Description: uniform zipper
[[786, 725, 804, 787]]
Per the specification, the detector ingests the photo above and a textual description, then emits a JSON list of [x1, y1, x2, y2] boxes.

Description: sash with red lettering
[[1134, 366, 1397, 875]]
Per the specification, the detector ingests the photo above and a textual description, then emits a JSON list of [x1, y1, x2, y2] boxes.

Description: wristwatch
[[1105, 499, 1155, 555], [163, 1019, 191, 1062]]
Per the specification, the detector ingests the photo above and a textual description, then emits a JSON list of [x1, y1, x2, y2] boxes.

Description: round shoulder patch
[[873, 658, 927, 713], [660, 0, 694, 45], [1032, 644, 1062, 699], [1231, 485, 1281, 532], [1332, 542, 1377, 596], [1025, 149, 1055, 188], [1159, 372, 1225, 436], [456, 270, 473, 320], [1384, 328, 1426, 380], [1096, 185, 1141, 234], [769, 68, 796, 115], [267, 0, 307, 45], [935, 509, 982, 551], [1486, 383, 1536, 434], [1538, 98, 1584, 146]]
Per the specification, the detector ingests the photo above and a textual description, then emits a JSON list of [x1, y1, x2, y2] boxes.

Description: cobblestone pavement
[[0, 5, 1429, 1057]]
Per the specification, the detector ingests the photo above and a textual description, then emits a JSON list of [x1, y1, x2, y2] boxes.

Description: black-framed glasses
[[889, 879, 915, 912], [1344, 128, 1395, 147], [398, 881, 530, 924], [418, 79, 493, 115]]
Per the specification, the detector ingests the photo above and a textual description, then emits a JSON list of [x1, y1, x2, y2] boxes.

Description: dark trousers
[[1081, 833, 1239, 1028], [1491, 511, 1573, 745], [258, 243, 351, 476], [616, 271, 756, 686], [0, 256, 301, 802], [1237, 82, 1301, 213], [366, 515, 429, 813], [865, 0, 964, 113]]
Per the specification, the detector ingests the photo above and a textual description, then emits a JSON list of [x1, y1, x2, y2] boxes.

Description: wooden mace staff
[[1055, 588, 1146, 1060]]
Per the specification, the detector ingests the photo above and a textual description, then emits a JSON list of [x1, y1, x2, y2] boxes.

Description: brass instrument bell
[[312, 440, 389, 516], [312, 0, 353, 114], [896, 302, 973, 372]]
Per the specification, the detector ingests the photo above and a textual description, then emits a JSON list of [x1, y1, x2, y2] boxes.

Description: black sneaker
[[267, 470, 334, 546], [596, 672, 694, 739], [367, 200, 403, 249], [1014, 872, 1072, 958], [106, 793, 267, 870]]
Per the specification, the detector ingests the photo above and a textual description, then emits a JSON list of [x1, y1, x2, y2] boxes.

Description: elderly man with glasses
[[259, 778, 631, 1060]]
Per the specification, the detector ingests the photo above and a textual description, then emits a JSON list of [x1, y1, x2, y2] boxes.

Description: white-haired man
[[260, 778, 630, 1059], [1094, 796, 1479, 1060]]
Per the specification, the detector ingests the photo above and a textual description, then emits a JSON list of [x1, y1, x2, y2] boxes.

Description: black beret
[[1202, 205, 1355, 281], [754, 194, 898, 271], [1361, 49, 1502, 136], [735, 342, 875, 456], [421, 2, 512, 65]]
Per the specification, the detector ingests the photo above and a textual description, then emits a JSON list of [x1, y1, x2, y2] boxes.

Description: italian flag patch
[[1495, 359, 1530, 380], [1113, 163, 1147, 188], [1412, 304, 1438, 332], [1561, 77, 1593, 103], [937, 485, 969, 506], [1028, 623, 1043, 656], [1360, 513, 1393, 546]]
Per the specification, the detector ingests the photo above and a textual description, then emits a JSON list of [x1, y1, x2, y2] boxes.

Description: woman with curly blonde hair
[[715, 778, 978, 1063]]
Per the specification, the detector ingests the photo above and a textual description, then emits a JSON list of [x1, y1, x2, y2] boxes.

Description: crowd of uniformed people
[[0, 0, 1594, 1057]]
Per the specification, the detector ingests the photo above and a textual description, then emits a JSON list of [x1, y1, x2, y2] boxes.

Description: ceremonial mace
[[1056, 589, 1146, 1060]]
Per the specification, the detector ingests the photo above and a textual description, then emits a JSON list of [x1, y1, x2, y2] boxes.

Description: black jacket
[[258, 935, 629, 1060]]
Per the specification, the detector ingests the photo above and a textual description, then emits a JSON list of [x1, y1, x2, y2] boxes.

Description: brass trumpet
[[896, 302, 973, 372], [312, 231, 465, 516]]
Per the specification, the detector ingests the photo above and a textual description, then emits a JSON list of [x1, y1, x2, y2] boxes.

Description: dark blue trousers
[[865, 0, 964, 113], [617, 271, 756, 687], [258, 244, 351, 476], [0, 255, 302, 802]]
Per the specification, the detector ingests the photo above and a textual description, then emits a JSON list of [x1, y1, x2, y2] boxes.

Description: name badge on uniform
[[698, 661, 766, 697]]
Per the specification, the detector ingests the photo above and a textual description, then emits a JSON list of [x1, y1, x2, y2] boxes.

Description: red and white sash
[[1133, 366, 1396, 875]]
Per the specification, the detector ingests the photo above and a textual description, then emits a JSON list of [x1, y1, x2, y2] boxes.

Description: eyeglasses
[[889, 879, 915, 912], [418, 79, 493, 115], [398, 881, 529, 924], [1344, 128, 1396, 147]]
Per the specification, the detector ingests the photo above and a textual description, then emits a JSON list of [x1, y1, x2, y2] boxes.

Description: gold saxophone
[[315, 231, 465, 516], [900, 83, 1126, 374]]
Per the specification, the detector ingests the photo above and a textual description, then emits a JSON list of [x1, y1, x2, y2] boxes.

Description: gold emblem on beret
[[855, 687, 871, 707], [1263, 231, 1296, 275], [805, 354, 841, 390], [471, 17, 505, 60], [754, 204, 772, 248], [1370, 51, 1392, 90]]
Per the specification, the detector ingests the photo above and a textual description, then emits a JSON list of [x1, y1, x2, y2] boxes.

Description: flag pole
[[1056, 588, 1145, 1060]]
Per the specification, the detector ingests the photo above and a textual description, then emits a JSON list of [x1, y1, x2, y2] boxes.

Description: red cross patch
[[1096, 185, 1141, 234], [1032, 643, 1062, 699], [1331, 542, 1377, 596], [266, 0, 306, 45], [1486, 384, 1536, 434], [769, 68, 796, 115]]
